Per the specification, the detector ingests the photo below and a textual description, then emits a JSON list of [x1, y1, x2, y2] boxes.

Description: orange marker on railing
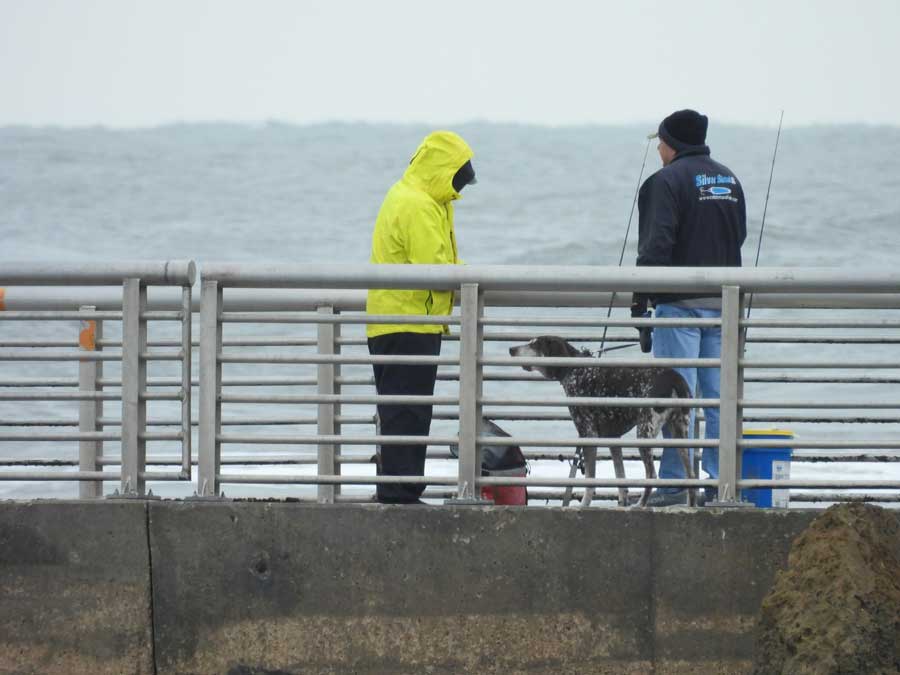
[[79, 319, 97, 351], [0, 288, 5, 311]]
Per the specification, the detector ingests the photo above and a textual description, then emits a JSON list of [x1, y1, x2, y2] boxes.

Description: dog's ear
[[549, 337, 578, 358]]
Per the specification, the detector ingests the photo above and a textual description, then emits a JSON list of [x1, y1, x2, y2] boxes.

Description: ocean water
[[2, 122, 900, 501]]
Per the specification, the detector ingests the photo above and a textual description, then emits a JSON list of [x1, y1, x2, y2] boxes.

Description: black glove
[[630, 296, 648, 318], [631, 297, 652, 354], [638, 322, 653, 353]]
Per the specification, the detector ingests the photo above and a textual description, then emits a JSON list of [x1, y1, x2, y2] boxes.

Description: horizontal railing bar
[[142, 391, 183, 401], [218, 434, 458, 445], [480, 477, 715, 488], [138, 471, 190, 481], [483, 356, 721, 368], [214, 473, 716, 487], [217, 474, 458, 485], [141, 311, 183, 321], [743, 360, 900, 369], [0, 419, 80, 426], [100, 339, 197, 348], [0, 471, 113, 481], [750, 337, 900, 344], [141, 352, 184, 361], [216, 433, 713, 447], [480, 396, 719, 408], [0, 311, 122, 321], [221, 312, 459, 325], [140, 351, 185, 361], [740, 400, 900, 409], [482, 317, 720, 328], [745, 375, 900, 384], [6, 286, 900, 312], [141, 432, 185, 441], [220, 393, 457, 405], [0, 432, 119, 441], [200, 263, 900, 293], [0, 378, 81, 387], [217, 353, 457, 365], [738, 479, 900, 489], [6, 450, 900, 468], [740, 439, 900, 449], [0, 391, 121, 401], [0, 340, 80, 348], [521, 490, 900, 503], [92, 415, 376, 426], [0, 391, 178, 402], [0, 260, 196, 286], [0, 351, 121, 361], [742, 318, 900, 329], [742, 415, 900, 423]]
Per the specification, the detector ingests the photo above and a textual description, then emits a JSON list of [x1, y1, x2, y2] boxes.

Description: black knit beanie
[[658, 109, 708, 152]]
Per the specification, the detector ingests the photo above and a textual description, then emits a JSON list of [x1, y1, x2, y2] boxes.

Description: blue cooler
[[742, 429, 793, 508]]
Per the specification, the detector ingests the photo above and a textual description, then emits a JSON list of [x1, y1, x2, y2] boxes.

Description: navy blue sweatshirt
[[636, 146, 747, 304]]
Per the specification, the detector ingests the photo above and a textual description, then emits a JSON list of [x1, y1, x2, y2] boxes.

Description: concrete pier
[[0, 501, 817, 674]]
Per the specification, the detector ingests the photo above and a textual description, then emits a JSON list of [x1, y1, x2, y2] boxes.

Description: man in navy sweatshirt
[[632, 109, 747, 506]]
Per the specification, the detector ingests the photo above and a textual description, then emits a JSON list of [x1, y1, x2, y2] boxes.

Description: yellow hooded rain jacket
[[366, 131, 474, 338]]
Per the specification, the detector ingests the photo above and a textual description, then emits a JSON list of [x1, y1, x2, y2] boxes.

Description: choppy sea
[[2, 122, 900, 502]]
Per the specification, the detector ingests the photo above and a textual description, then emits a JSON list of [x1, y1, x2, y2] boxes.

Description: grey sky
[[2, 0, 898, 128]]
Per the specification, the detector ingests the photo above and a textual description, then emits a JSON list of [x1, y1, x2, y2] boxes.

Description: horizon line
[[2, 117, 899, 132]]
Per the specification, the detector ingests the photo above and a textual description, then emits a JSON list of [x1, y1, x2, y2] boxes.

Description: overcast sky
[[2, 0, 898, 128]]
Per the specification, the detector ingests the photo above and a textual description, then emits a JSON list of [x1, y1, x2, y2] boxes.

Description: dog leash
[[591, 342, 638, 356]]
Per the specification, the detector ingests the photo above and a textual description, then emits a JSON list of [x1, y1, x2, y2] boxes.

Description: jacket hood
[[403, 131, 474, 204]]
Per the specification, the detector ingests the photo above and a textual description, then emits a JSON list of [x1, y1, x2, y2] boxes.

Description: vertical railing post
[[717, 285, 744, 502], [180, 285, 192, 479], [454, 283, 485, 502], [78, 305, 103, 498], [316, 305, 338, 503], [121, 279, 147, 496], [198, 279, 223, 497]]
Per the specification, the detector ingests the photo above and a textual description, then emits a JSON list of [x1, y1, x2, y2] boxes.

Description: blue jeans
[[652, 303, 722, 492]]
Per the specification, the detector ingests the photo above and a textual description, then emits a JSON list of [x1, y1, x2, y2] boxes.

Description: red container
[[481, 468, 527, 505]]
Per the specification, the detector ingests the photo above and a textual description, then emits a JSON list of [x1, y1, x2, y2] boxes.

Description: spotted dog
[[509, 335, 695, 507]]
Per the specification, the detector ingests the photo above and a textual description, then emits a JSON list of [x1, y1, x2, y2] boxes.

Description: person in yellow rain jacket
[[366, 131, 477, 504]]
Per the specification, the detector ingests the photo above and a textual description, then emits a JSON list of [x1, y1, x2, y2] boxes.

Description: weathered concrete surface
[[652, 508, 816, 674], [148, 503, 817, 675], [0, 500, 819, 674], [0, 500, 154, 675]]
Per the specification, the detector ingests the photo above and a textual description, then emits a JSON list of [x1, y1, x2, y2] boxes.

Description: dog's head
[[508, 335, 582, 380]]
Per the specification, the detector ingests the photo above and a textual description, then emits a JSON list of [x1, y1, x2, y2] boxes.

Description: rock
[[753, 503, 900, 674]]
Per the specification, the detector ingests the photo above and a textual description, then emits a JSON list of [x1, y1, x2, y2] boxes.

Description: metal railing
[[3, 262, 900, 505], [193, 264, 900, 505], [0, 262, 195, 496]]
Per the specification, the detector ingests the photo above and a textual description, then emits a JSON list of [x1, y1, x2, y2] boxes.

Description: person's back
[[633, 109, 746, 506]]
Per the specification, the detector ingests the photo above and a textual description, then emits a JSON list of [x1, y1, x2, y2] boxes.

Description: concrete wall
[[0, 501, 154, 675], [0, 501, 816, 674]]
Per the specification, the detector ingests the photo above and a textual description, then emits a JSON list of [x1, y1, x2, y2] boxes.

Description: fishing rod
[[597, 134, 653, 355], [744, 110, 784, 342], [562, 136, 652, 507]]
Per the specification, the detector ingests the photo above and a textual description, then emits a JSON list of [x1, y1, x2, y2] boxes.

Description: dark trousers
[[368, 332, 441, 503]]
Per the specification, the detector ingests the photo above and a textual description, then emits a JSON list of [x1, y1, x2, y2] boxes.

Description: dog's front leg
[[638, 447, 656, 506], [677, 448, 697, 506], [580, 446, 597, 507], [609, 446, 627, 506]]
